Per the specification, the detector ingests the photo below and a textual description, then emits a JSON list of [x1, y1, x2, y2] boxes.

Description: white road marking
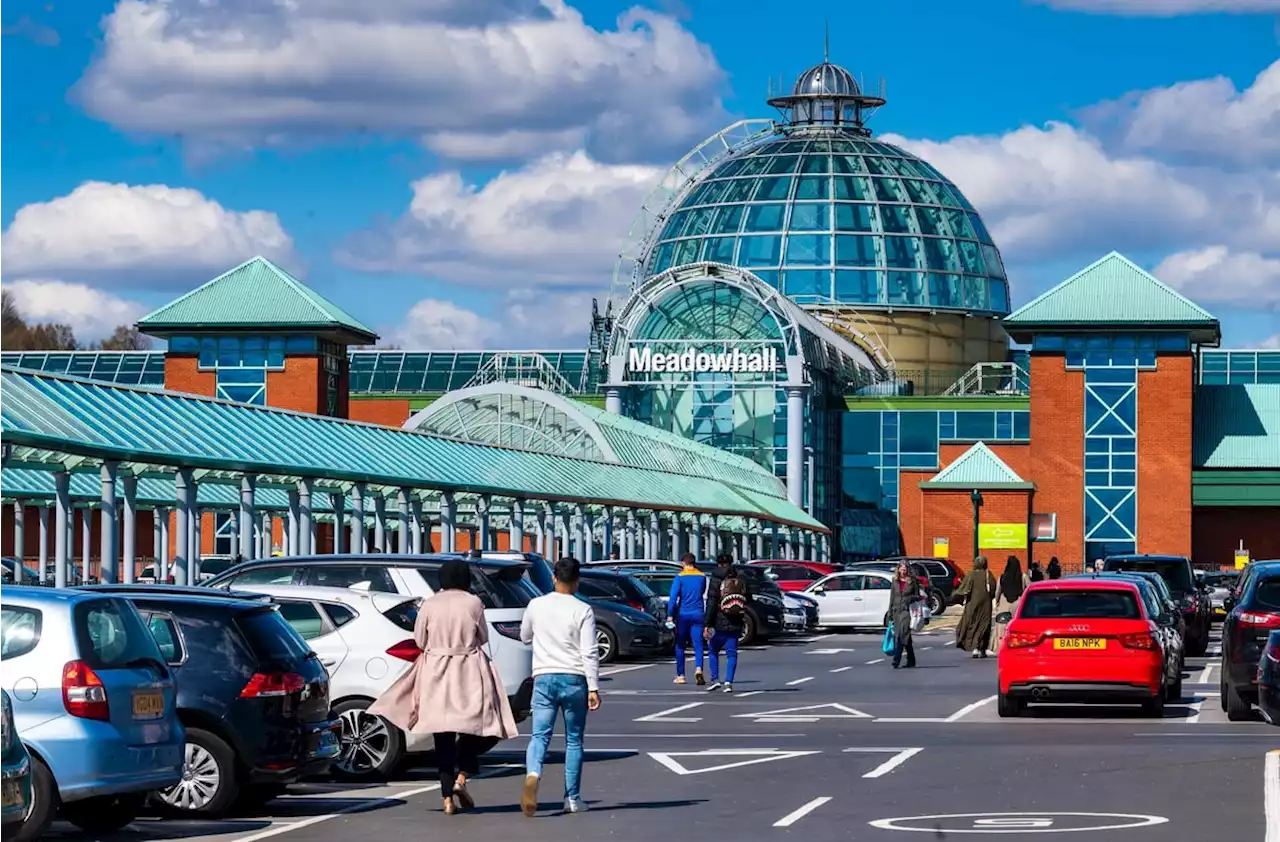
[[649, 749, 820, 776], [945, 695, 998, 722], [577, 732, 808, 738], [847, 747, 925, 778], [737, 703, 871, 722], [866, 658, 885, 665], [1265, 750, 1279, 842], [1196, 663, 1216, 684], [830, 666, 854, 673], [920, 646, 933, 651], [786, 676, 815, 686], [804, 633, 835, 643], [874, 717, 948, 723], [808, 647, 858, 655], [1209, 644, 1222, 656], [600, 663, 657, 677], [633, 702, 705, 723], [774, 796, 832, 827], [735, 690, 765, 697], [1181, 699, 1204, 724]]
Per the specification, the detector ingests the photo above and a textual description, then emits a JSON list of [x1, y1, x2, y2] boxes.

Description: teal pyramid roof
[[1004, 252, 1219, 342], [921, 442, 1033, 490], [137, 257, 378, 343]]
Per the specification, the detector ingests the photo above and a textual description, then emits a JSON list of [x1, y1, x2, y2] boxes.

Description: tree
[[1, 290, 79, 350], [96, 325, 152, 350]]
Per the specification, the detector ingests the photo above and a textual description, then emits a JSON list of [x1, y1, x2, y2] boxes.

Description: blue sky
[[2, 0, 1277, 349]]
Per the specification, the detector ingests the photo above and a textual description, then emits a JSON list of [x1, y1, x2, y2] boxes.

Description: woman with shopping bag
[[888, 561, 923, 669]]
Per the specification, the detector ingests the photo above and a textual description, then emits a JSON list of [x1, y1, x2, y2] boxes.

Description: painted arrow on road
[[633, 702, 704, 723]]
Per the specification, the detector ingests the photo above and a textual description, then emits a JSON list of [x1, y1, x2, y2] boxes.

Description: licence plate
[[2, 780, 20, 809], [132, 690, 165, 720], [1053, 638, 1106, 650]]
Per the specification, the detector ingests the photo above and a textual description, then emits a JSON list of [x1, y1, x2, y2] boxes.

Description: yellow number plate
[[2, 781, 21, 809], [132, 691, 165, 720], [1053, 638, 1106, 650]]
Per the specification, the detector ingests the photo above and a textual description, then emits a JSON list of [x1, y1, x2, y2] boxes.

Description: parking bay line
[[786, 676, 815, 686], [844, 747, 925, 778], [1266, 750, 1279, 842], [634, 702, 704, 723], [830, 666, 854, 673], [774, 796, 833, 827], [1195, 663, 1216, 684], [601, 663, 658, 677], [865, 658, 885, 665]]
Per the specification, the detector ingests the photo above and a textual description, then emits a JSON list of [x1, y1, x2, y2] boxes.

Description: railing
[[463, 352, 578, 394], [943, 362, 1030, 397]]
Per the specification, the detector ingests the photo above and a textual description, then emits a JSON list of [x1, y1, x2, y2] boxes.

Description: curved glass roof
[[641, 132, 1010, 315]]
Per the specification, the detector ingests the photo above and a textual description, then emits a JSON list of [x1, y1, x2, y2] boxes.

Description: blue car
[[0, 587, 185, 839], [2, 690, 33, 830]]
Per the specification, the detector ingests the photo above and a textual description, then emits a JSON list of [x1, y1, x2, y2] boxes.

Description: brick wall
[[1028, 353, 1085, 568], [1192, 507, 1280, 567], [164, 356, 216, 397], [349, 398, 413, 427], [1136, 355, 1193, 557], [265, 356, 322, 414], [918, 489, 1032, 573]]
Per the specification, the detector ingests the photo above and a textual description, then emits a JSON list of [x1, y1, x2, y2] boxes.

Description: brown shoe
[[521, 774, 539, 817], [443, 796, 456, 815], [454, 779, 475, 811]]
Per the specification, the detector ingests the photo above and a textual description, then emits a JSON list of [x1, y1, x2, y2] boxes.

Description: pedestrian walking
[[952, 556, 997, 658], [369, 560, 517, 815], [669, 552, 710, 685], [704, 553, 748, 692], [1093, 558, 1105, 574], [519, 557, 601, 817], [992, 555, 1028, 650], [1028, 560, 1045, 583], [1046, 557, 1062, 580], [889, 560, 923, 669]]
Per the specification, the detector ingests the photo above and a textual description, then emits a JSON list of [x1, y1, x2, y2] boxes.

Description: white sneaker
[[723, 683, 733, 693], [706, 681, 722, 691], [673, 676, 686, 685], [564, 797, 589, 814]]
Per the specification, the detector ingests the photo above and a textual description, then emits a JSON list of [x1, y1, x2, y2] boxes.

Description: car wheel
[[738, 611, 758, 646], [12, 755, 56, 842], [1141, 694, 1165, 718], [997, 694, 1022, 718], [331, 699, 406, 782], [596, 624, 618, 664], [1166, 675, 1183, 703], [927, 590, 945, 617], [60, 792, 146, 833], [1220, 665, 1228, 712], [1224, 678, 1253, 722], [153, 727, 239, 817]]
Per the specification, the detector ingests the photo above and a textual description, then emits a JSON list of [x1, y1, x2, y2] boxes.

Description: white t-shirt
[[519, 592, 600, 692]]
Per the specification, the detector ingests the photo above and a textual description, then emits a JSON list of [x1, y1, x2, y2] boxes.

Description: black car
[[1221, 560, 1280, 721], [844, 559, 946, 617], [1259, 630, 1280, 726], [577, 596, 670, 664], [881, 556, 965, 604], [1103, 554, 1212, 657], [578, 570, 667, 621], [90, 587, 341, 815]]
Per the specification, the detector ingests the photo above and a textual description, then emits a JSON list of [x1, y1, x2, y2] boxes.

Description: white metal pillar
[[708, 514, 719, 560], [350, 484, 366, 554], [625, 510, 637, 559], [54, 472, 70, 588], [331, 491, 345, 555], [259, 512, 271, 558], [80, 507, 91, 583], [770, 521, 780, 559], [192, 509, 203, 578], [605, 387, 622, 415], [690, 513, 702, 561], [561, 508, 575, 560], [373, 495, 387, 552], [477, 495, 492, 551], [601, 506, 614, 558], [122, 474, 137, 583], [440, 492, 456, 554], [239, 476, 256, 560], [786, 386, 806, 507], [583, 509, 595, 563], [510, 499, 525, 554], [410, 499, 423, 553], [38, 505, 50, 584], [298, 479, 314, 556], [174, 470, 192, 585], [11, 502, 24, 584], [159, 508, 170, 578], [672, 515, 685, 561], [648, 513, 661, 560], [397, 489, 411, 555]]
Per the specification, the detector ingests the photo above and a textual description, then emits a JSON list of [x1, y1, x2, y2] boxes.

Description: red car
[[998, 579, 1167, 718], [747, 560, 843, 592]]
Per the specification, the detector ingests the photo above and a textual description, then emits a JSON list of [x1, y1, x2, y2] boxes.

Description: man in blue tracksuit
[[668, 553, 710, 685]]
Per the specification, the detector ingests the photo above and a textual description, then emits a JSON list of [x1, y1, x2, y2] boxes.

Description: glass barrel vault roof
[[641, 133, 1010, 314], [349, 351, 590, 394]]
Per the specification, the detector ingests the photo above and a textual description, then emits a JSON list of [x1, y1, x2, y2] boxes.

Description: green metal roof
[[1193, 385, 1280, 469], [0, 367, 825, 532], [136, 256, 378, 344], [1004, 252, 1220, 343], [920, 441, 1033, 490]]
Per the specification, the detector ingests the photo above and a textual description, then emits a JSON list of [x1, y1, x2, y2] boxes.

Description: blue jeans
[[708, 631, 738, 683], [525, 674, 588, 801], [674, 616, 705, 676]]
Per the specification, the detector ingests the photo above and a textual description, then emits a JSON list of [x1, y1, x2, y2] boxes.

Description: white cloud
[[383, 287, 603, 351], [75, 0, 730, 163], [1262, 334, 1280, 348], [1154, 247, 1280, 305], [1, 182, 296, 289], [339, 150, 662, 287], [383, 298, 501, 349], [1031, 0, 1280, 13], [4, 280, 147, 340]]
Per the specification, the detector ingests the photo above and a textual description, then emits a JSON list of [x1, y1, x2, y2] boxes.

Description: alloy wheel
[[158, 743, 221, 811], [337, 709, 392, 774], [596, 629, 614, 662]]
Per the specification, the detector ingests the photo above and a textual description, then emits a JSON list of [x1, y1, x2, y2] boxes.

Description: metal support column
[[174, 470, 191, 586], [373, 495, 387, 552], [605, 387, 622, 415], [398, 489, 411, 554], [770, 522, 780, 559], [122, 474, 137, 583], [647, 513, 660, 561], [583, 509, 595, 562], [54, 472, 70, 589], [786, 386, 806, 507], [477, 495, 491, 551], [259, 512, 271, 558], [332, 491, 345, 555], [440, 492, 456, 554], [192, 509, 202, 577], [672, 515, 685, 562], [287, 490, 300, 556], [238, 476, 256, 560], [81, 507, 92, 584], [510, 499, 525, 554], [159, 508, 170, 579], [298, 479, 314, 556], [625, 510, 637, 559], [690, 513, 702, 561], [39, 505, 50, 584], [708, 515, 719, 559], [561, 509, 574, 560], [410, 499, 423, 554], [12, 502, 24, 584], [601, 506, 613, 558], [349, 484, 366, 554]]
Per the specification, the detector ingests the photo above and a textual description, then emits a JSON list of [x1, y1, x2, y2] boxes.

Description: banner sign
[[933, 538, 950, 558], [627, 346, 778, 375], [978, 523, 1028, 550]]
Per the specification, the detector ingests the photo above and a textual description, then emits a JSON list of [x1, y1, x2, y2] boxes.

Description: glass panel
[[833, 154, 865, 174], [766, 155, 801, 174], [800, 154, 830, 174], [659, 210, 689, 240], [242, 336, 266, 367], [835, 203, 874, 231], [899, 412, 938, 453], [784, 234, 831, 265], [836, 235, 878, 266], [744, 204, 786, 233], [701, 236, 737, 263], [199, 338, 217, 368], [708, 204, 744, 235], [886, 272, 924, 305], [789, 204, 829, 231], [169, 337, 199, 354], [722, 179, 756, 202], [782, 270, 829, 299], [928, 274, 963, 308], [923, 238, 959, 271], [835, 270, 880, 303], [683, 206, 718, 238], [739, 236, 782, 267], [833, 176, 871, 201], [794, 176, 829, 200], [955, 411, 995, 440], [958, 240, 984, 274], [267, 337, 285, 367], [753, 176, 792, 201], [871, 178, 907, 202], [880, 205, 914, 234], [884, 236, 922, 269], [218, 337, 241, 367], [671, 239, 700, 266]]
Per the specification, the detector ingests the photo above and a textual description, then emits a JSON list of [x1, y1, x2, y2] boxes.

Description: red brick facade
[[1028, 353, 1086, 569], [1135, 355, 1193, 557], [164, 356, 217, 397], [349, 397, 413, 427]]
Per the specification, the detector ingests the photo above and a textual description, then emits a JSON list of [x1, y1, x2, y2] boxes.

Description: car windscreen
[[1020, 589, 1141, 620], [1104, 558, 1194, 596], [236, 606, 314, 662], [617, 575, 655, 601], [1251, 575, 1280, 611], [73, 597, 167, 669]]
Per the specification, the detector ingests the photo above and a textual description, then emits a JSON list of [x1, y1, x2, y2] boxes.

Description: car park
[[577, 569, 667, 621], [783, 591, 819, 632], [1, 690, 33, 832], [1091, 571, 1185, 665], [843, 559, 945, 616], [582, 598, 670, 664], [1200, 570, 1240, 620], [997, 579, 1168, 718], [745, 560, 842, 592], [803, 570, 895, 630], [1258, 630, 1280, 725], [1220, 560, 1280, 721], [203, 554, 535, 721], [1103, 554, 1212, 657], [0, 586, 185, 840], [1073, 573, 1184, 700], [93, 587, 341, 815], [140, 555, 237, 584], [879, 556, 965, 608]]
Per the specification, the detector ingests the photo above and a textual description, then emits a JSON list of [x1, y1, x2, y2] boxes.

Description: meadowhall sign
[[627, 347, 779, 374]]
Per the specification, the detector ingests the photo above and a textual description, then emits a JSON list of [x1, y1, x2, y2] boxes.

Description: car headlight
[[2, 695, 14, 754], [616, 612, 651, 627], [755, 594, 784, 608]]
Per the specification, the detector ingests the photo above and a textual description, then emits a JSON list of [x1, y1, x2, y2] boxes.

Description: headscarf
[[1047, 557, 1062, 579], [1000, 555, 1025, 600]]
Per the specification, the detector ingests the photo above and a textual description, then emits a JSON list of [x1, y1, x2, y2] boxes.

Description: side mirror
[[995, 611, 1013, 624], [1223, 597, 1236, 612], [811, 586, 826, 596], [767, 572, 779, 580]]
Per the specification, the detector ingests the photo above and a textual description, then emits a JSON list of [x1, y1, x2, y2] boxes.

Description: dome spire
[[766, 47, 886, 134], [823, 19, 829, 62]]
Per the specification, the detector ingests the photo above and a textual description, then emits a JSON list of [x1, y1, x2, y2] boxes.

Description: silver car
[[1200, 571, 1239, 620]]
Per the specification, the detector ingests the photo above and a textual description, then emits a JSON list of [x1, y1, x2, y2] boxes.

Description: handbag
[[909, 602, 930, 632], [881, 623, 896, 654]]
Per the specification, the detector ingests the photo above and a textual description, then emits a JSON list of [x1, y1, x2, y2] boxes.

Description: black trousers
[[433, 732, 482, 797], [892, 635, 916, 667]]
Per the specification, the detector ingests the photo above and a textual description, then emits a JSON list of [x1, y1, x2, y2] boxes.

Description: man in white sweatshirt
[[520, 556, 601, 816]]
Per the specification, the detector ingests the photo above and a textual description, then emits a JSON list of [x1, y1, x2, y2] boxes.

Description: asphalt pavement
[[46, 627, 1279, 842]]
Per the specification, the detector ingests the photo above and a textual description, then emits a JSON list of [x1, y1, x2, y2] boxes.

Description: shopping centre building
[[3, 57, 1277, 571]]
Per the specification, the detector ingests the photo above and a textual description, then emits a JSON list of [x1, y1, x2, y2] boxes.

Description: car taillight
[[62, 660, 110, 721], [1005, 631, 1042, 649], [627, 601, 645, 612], [1119, 632, 1158, 650], [952, 573, 963, 588], [1239, 612, 1280, 629], [385, 640, 422, 662], [239, 671, 306, 698], [492, 621, 522, 641]]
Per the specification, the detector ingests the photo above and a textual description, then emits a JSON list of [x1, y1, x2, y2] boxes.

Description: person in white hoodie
[[520, 557, 601, 817]]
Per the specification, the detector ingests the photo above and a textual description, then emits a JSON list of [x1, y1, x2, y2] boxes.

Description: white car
[[243, 585, 431, 781], [804, 570, 895, 629], [140, 555, 236, 584]]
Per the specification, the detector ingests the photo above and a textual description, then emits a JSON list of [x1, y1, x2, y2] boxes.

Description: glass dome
[[641, 133, 1010, 315]]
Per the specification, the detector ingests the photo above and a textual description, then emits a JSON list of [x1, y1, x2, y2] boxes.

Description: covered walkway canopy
[[1, 366, 828, 585]]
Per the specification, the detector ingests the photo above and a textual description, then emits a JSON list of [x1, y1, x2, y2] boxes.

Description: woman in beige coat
[[369, 560, 517, 814]]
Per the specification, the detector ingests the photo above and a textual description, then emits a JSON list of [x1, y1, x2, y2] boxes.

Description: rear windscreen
[[73, 598, 166, 669], [619, 576, 655, 601], [1252, 576, 1280, 611], [1021, 590, 1141, 620], [1104, 559, 1193, 595], [382, 599, 420, 632], [236, 607, 313, 661]]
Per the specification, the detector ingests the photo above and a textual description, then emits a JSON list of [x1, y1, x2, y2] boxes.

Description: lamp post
[[970, 489, 984, 562]]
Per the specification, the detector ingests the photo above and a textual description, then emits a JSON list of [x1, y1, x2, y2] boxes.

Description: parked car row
[[1219, 559, 1280, 722]]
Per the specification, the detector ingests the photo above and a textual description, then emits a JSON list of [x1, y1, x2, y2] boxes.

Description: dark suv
[[1221, 560, 1280, 721], [1104, 554, 1212, 657], [89, 587, 340, 816], [845, 559, 946, 616]]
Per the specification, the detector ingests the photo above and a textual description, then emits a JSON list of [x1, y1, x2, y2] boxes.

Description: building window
[[1031, 513, 1057, 541], [213, 513, 235, 555]]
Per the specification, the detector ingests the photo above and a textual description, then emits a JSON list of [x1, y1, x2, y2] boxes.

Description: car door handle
[[321, 658, 339, 667]]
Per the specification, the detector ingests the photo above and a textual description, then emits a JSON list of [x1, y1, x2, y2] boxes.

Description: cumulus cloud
[[383, 298, 502, 349], [5, 280, 147, 340], [74, 0, 730, 163], [339, 150, 662, 287], [1154, 247, 1280, 305], [1262, 334, 1280, 348], [1030, 0, 1280, 13], [384, 286, 603, 351], [1, 181, 296, 289]]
